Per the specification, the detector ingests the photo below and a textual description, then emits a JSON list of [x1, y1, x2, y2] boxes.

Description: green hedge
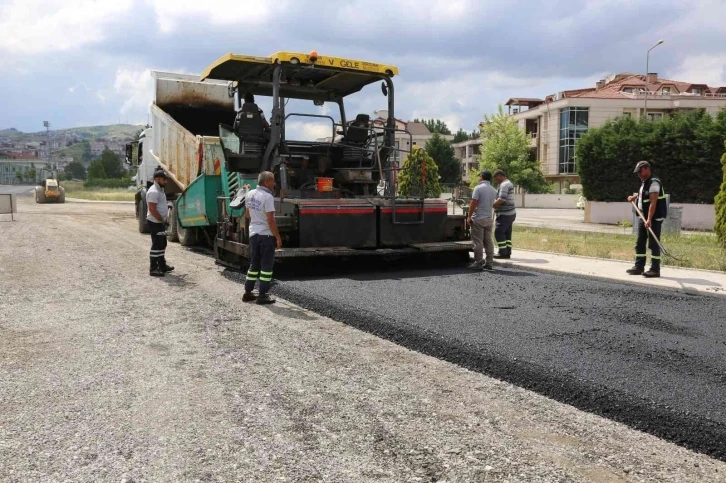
[[84, 178, 134, 189], [577, 110, 726, 203], [715, 143, 726, 242]]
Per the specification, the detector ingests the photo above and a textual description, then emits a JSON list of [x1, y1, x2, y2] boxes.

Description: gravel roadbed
[[1, 197, 725, 482]]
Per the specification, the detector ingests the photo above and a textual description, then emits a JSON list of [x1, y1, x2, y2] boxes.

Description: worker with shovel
[[626, 161, 668, 278]]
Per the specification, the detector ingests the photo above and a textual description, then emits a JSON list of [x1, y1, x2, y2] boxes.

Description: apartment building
[[507, 73, 726, 192], [0, 152, 42, 184], [452, 138, 481, 183]]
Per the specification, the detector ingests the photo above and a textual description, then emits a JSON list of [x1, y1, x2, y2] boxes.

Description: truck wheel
[[58, 187, 66, 203], [35, 186, 46, 204], [178, 223, 197, 247], [137, 198, 150, 234], [167, 207, 179, 243]]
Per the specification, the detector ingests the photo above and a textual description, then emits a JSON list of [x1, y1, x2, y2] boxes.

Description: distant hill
[[0, 124, 144, 141]]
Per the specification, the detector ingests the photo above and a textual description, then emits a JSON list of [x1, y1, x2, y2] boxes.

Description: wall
[[585, 201, 715, 230], [514, 193, 581, 209]]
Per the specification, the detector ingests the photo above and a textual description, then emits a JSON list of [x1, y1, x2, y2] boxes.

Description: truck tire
[[58, 187, 66, 203], [137, 198, 150, 234], [178, 222, 197, 247], [167, 206, 179, 243], [35, 186, 46, 204]]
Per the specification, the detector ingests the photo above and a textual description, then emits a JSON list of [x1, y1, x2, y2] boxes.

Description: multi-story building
[[452, 138, 481, 183], [506, 73, 726, 192], [0, 152, 42, 184]]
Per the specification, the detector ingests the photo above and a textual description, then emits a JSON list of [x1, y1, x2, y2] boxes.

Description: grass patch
[[60, 181, 135, 202], [515, 226, 725, 272]]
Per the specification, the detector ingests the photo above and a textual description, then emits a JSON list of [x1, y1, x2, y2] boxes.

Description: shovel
[[630, 200, 681, 261]]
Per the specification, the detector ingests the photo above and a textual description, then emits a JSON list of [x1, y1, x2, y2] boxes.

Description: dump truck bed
[[146, 72, 235, 191]]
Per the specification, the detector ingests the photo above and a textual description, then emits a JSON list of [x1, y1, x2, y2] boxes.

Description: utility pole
[[644, 40, 664, 120]]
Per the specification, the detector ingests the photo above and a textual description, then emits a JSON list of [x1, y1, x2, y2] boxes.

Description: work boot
[[643, 269, 661, 278], [494, 252, 510, 260], [242, 291, 257, 302], [161, 264, 175, 273], [467, 260, 483, 270], [482, 262, 494, 271], [626, 266, 644, 275], [256, 294, 276, 305], [149, 268, 165, 277]]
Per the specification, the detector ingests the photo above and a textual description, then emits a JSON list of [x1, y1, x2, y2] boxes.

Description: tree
[[413, 118, 452, 135], [99, 148, 124, 178], [453, 129, 472, 143], [712, 141, 726, 244], [424, 133, 460, 184], [64, 161, 87, 180], [87, 159, 107, 179], [474, 104, 552, 193], [14, 170, 23, 183], [26, 168, 36, 183], [578, 110, 726, 203], [397, 146, 442, 198]]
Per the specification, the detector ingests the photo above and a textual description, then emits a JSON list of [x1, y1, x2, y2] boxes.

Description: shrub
[[715, 141, 726, 243], [397, 146, 442, 198]]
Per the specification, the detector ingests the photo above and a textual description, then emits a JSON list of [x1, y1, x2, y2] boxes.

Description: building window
[[692, 88, 702, 95], [558, 107, 589, 174], [647, 112, 663, 121], [623, 88, 634, 94], [623, 112, 632, 118], [662, 87, 671, 95]]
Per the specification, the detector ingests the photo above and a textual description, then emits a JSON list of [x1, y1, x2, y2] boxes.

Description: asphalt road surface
[[275, 258, 726, 460]]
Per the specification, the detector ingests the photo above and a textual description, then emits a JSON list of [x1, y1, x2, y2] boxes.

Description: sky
[[1, 0, 725, 140]]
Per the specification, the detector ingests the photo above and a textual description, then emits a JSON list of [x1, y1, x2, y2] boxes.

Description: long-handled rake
[[630, 200, 683, 261]]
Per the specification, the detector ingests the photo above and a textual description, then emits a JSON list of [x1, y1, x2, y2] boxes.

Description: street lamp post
[[644, 40, 664, 120]]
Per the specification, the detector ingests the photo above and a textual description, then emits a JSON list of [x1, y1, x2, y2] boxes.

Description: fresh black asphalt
[[272, 259, 726, 460]]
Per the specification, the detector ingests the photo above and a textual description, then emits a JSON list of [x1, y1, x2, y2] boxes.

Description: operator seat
[[344, 114, 370, 146], [340, 114, 372, 167]]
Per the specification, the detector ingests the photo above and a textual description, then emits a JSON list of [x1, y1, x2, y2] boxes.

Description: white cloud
[[670, 55, 726, 87], [0, 0, 133, 54], [148, 0, 285, 33], [285, 121, 336, 142], [114, 68, 154, 121]]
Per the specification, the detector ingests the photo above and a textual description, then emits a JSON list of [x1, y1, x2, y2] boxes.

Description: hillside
[[0, 124, 143, 142]]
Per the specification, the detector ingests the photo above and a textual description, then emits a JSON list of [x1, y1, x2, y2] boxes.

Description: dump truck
[[35, 170, 65, 204], [127, 53, 471, 271]]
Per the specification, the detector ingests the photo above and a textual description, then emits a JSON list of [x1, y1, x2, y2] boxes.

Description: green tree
[[578, 110, 726, 203], [424, 133, 460, 184], [99, 148, 124, 178], [713, 141, 726, 243], [397, 146, 442, 198], [413, 118, 452, 135], [26, 168, 36, 182], [14, 170, 23, 183], [64, 161, 87, 180], [87, 159, 107, 179], [474, 104, 552, 193], [452, 129, 472, 143]]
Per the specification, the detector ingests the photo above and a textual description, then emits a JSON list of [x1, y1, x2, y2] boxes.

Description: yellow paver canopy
[[201, 52, 399, 101]]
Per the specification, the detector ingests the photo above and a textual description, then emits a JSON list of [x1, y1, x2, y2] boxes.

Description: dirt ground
[[2, 194, 725, 482]]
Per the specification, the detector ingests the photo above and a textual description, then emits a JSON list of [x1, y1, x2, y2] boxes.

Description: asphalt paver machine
[[199, 51, 471, 270]]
